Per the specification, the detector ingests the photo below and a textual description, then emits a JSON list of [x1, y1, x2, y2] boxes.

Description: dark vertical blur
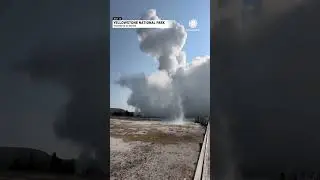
[[212, 0, 320, 179], [0, 0, 109, 175]]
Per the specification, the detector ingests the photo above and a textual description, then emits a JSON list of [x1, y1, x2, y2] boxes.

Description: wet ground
[[110, 118, 205, 180]]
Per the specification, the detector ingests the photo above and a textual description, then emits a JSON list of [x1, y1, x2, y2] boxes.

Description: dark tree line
[[9, 152, 38, 171], [50, 152, 75, 174], [279, 171, 320, 180], [9, 152, 75, 174], [112, 110, 134, 117], [195, 116, 209, 126], [8, 152, 106, 177]]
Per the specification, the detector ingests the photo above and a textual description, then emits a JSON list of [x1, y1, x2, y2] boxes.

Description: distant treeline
[[278, 171, 320, 180], [9, 152, 75, 174], [195, 116, 209, 126], [110, 108, 209, 121], [111, 112, 164, 119], [111, 110, 134, 117], [8, 152, 104, 177]]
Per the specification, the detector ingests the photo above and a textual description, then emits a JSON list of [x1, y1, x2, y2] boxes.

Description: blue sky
[[110, 0, 210, 110]]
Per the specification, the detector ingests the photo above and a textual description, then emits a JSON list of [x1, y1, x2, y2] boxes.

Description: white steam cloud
[[117, 9, 210, 118]]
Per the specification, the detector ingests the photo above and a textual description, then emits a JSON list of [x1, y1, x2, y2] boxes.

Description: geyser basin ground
[[110, 118, 205, 180]]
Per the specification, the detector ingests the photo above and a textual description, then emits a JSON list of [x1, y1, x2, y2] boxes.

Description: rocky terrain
[[110, 118, 205, 180]]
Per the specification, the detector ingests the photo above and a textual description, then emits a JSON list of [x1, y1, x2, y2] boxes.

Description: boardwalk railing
[[194, 123, 210, 180]]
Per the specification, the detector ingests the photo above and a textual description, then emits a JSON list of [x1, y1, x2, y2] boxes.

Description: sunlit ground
[[110, 118, 205, 180]]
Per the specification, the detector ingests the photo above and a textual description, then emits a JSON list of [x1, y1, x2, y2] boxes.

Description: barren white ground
[[110, 118, 205, 180]]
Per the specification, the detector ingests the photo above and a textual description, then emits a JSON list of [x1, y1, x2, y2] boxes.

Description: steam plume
[[117, 9, 210, 118], [14, 38, 108, 174]]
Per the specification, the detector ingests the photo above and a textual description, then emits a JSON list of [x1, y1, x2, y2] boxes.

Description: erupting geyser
[[116, 9, 210, 120]]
